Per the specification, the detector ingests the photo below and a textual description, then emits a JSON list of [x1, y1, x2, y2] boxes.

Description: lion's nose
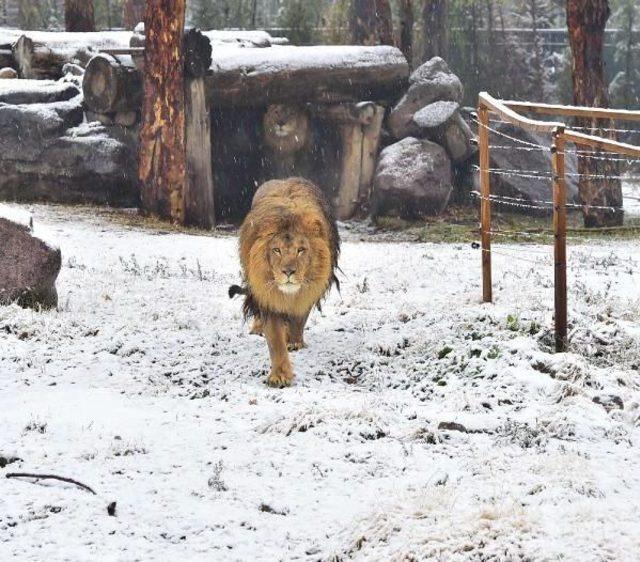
[[282, 267, 296, 278]]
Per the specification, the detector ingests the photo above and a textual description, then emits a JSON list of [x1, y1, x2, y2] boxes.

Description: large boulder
[[0, 105, 137, 205], [412, 100, 477, 163], [0, 208, 61, 309], [388, 57, 463, 139], [372, 137, 453, 218], [476, 122, 580, 208]]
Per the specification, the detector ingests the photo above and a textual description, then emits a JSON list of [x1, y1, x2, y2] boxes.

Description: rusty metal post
[[551, 128, 568, 352], [478, 104, 492, 302]]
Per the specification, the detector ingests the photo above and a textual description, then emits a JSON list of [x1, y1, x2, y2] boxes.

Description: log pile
[[82, 44, 408, 113]]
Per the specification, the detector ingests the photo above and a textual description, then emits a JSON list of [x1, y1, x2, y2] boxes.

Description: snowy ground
[[1, 204, 640, 562]]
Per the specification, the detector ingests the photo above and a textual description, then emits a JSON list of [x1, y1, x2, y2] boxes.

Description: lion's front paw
[[266, 367, 294, 388], [287, 340, 305, 352]]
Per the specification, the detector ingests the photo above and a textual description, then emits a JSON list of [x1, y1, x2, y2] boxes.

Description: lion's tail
[[228, 284, 247, 299]]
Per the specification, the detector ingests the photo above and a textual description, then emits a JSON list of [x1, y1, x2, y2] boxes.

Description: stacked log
[[83, 44, 409, 113], [10, 31, 132, 79]]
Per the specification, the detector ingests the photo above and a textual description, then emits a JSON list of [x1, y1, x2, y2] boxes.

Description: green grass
[[373, 206, 640, 244]]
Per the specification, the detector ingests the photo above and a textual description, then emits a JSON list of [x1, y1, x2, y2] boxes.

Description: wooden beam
[[479, 92, 564, 134], [563, 129, 640, 158], [502, 100, 640, 122]]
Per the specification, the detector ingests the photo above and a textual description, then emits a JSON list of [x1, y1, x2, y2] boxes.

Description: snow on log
[[206, 45, 408, 107], [0, 79, 79, 104], [11, 31, 132, 79], [83, 45, 408, 113]]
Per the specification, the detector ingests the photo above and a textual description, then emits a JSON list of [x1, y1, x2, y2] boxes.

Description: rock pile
[[373, 57, 477, 219]]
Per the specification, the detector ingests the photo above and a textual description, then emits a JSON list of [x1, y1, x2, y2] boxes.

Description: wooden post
[[478, 105, 492, 303], [358, 103, 385, 208], [552, 128, 568, 352], [184, 78, 215, 229], [336, 123, 364, 220]]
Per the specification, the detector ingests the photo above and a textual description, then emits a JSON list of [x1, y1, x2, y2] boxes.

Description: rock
[[593, 394, 623, 413], [372, 137, 453, 219], [413, 100, 477, 163], [0, 67, 18, 79], [475, 121, 580, 209], [62, 62, 85, 77], [388, 57, 463, 139], [0, 120, 137, 206], [0, 212, 61, 309], [0, 78, 79, 104]]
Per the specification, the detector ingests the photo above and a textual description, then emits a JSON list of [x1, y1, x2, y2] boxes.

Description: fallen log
[[83, 45, 408, 112], [11, 31, 132, 79]]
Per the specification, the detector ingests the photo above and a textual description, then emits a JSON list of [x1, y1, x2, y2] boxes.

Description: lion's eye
[[297, 248, 306, 255], [272, 248, 281, 255]]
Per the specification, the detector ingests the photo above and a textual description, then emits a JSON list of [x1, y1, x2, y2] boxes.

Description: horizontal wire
[[489, 143, 640, 163], [472, 164, 640, 182], [470, 190, 623, 212]]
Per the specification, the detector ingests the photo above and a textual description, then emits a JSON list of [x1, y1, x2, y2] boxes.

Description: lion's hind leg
[[286, 312, 309, 352]]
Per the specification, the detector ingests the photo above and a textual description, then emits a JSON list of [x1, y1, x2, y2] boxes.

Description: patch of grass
[[373, 206, 640, 244]]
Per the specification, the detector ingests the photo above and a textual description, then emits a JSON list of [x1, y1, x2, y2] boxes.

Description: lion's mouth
[[279, 282, 301, 295]]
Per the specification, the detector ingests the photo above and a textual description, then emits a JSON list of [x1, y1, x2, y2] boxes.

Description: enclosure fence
[[475, 92, 640, 353]]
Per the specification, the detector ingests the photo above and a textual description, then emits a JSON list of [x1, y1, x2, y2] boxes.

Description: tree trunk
[[139, 0, 187, 224], [566, 0, 623, 227], [64, 0, 95, 32], [398, 0, 414, 66], [422, 0, 448, 61], [350, 0, 394, 46], [122, 0, 145, 30]]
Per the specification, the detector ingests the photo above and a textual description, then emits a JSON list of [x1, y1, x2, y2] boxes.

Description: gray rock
[[413, 100, 477, 163], [388, 57, 463, 139], [0, 215, 61, 309], [372, 137, 453, 219], [0, 67, 18, 79], [474, 122, 580, 209], [0, 78, 79, 104], [0, 122, 137, 205]]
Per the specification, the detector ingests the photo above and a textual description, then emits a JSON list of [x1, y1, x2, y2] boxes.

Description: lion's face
[[267, 230, 312, 295]]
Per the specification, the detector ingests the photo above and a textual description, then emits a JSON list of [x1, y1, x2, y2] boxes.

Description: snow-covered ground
[[1, 204, 640, 561]]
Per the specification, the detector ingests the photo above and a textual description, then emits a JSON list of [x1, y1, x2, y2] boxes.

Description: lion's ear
[[302, 216, 326, 238]]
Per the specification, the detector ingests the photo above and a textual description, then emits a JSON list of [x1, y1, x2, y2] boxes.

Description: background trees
[[64, 0, 95, 31]]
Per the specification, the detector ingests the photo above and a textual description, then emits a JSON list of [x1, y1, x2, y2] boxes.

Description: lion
[[230, 178, 340, 388]]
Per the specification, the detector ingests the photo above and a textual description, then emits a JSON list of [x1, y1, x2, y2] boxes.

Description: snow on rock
[[373, 137, 453, 218], [0, 210, 60, 308], [0, 78, 79, 105], [388, 57, 464, 140], [0, 204, 639, 560]]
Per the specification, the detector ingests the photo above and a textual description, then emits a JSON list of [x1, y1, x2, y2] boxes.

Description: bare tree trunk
[[350, 0, 394, 46], [122, 0, 145, 30], [422, 0, 448, 61], [64, 0, 95, 32], [139, 0, 187, 224], [529, 0, 545, 101], [567, 0, 623, 227], [399, 0, 414, 66]]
